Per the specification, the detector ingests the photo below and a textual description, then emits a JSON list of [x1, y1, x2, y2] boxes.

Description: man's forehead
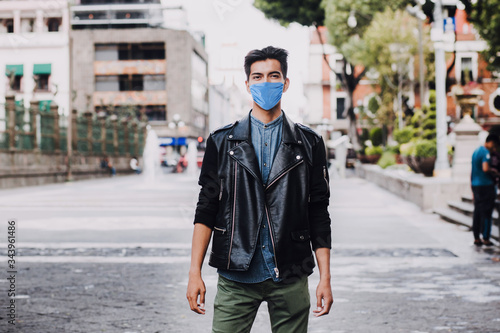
[[250, 59, 282, 74]]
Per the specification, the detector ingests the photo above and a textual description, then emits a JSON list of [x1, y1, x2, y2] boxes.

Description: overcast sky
[[164, 0, 311, 118]]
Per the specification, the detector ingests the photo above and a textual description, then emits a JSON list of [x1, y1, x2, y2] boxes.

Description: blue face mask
[[249, 82, 284, 111]]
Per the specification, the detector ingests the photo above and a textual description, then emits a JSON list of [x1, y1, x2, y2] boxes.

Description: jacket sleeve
[[308, 137, 332, 250], [193, 135, 220, 229]]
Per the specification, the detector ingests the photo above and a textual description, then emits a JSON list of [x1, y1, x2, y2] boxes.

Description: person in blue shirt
[[471, 134, 500, 246]]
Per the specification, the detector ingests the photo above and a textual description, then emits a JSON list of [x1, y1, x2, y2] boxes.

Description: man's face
[[245, 59, 289, 94], [486, 141, 498, 152]]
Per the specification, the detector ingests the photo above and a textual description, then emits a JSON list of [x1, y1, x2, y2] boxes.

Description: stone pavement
[[0, 170, 499, 332]]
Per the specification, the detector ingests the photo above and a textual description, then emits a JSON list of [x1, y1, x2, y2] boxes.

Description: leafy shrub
[[393, 126, 415, 144], [410, 109, 424, 128], [422, 129, 436, 140], [377, 151, 397, 169], [414, 139, 437, 158], [429, 90, 436, 107], [365, 145, 383, 156], [400, 142, 416, 157], [424, 111, 436, 120], [386, 144, 400, 155], [367, 96, 380, 114], [369, 127, 384, 146], [422, 118, 436, 130]]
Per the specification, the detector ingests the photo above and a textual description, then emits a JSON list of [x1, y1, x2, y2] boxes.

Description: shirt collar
[[250, 111, 283, 130]]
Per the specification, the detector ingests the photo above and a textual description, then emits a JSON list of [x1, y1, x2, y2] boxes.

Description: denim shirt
[[218, 112, 283, 283]]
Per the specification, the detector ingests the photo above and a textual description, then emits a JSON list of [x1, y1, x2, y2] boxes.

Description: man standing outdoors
[[471, 134, 500, 246], [187, 46, 333, 332]]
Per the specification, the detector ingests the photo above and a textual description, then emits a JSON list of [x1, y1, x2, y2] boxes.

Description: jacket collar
[[228, 110, 301, 144]]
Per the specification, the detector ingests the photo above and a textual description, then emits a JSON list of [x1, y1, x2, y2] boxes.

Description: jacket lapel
[[227, 114, 262, 183], [266, 113, 304, 186]]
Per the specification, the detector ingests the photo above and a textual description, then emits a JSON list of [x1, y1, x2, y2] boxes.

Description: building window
[[20, 18, 34, 33], [5, 65, 23, 91], [336, 98, 346, 119], [47, 18, 61, 32], [0, 19, 14, 33], [142, 105, 166, 121], [460, 57, 474, 85], [35, 74, 50, 91], [119, 74, 143, 91], [144, 75, 165, 91], [118, 43, 165, 60], [96, 75, 119, 91]]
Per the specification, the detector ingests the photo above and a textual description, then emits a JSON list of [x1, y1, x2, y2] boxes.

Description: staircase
[[434, 195, 500, 242]]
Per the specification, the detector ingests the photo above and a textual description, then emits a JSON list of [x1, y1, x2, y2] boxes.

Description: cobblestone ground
[[0, 171, 499, 332]]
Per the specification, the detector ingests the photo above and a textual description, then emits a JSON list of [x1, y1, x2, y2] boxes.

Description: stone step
[[450, 200, 499, 219], [461, 195, 473, 204], [434, 207, 472, 228], [435, 207, 500, 241]]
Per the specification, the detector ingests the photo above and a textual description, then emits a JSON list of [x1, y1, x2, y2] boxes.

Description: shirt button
[[265, 142, 268, 146], [228, 135, 233, 139], [262, 245, 265, 248], [229, 151, 234, 155], [298, 140, 302, 144], [264, 163, 267, 167], [299, 235, 305, 240], [296, 155, 301, 160]]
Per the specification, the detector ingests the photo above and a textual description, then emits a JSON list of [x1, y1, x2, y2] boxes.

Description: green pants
[[212, 275, 310, 333]]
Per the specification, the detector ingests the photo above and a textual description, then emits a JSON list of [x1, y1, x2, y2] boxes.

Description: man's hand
[[313, 278, 333, 317], [186, 223, 212, 315], [187, 272, 206, 314]]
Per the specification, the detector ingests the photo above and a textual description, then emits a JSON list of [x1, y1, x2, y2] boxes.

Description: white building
[[304, 26, 348, 135], [0, 0, 70, 115]]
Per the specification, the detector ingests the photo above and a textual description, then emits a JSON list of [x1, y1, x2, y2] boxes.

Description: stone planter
[[414, 156, 436, 177], [365, 155, 381, 164]]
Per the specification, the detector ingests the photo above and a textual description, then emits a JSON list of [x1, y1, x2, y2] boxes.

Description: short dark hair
[[244, 46, 289, 80], [486, 134, 500, 145]]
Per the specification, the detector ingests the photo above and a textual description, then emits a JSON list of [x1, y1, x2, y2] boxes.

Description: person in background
[[130, 156, 141, 174], [471, 134, 500, 246]]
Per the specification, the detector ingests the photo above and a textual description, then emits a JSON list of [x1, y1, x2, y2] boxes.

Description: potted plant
[[413, 139, 437, 177], [365, 145, 383, 164]]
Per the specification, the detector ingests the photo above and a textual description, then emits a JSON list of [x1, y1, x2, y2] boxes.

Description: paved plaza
[[0, 170, 500, 332]]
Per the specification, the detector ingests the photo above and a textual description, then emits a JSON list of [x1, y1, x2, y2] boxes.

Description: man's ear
[[283, 78, 290, 93], [245, 81, 251, 94]]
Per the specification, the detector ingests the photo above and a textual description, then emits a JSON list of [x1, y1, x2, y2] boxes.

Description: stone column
[[71, 109, 78, 151], [83, 111, 93, 154], [122, 118, 130, 156], [51, 104, 60, 152], [5, 95, 16, 151], [30, 100, 39, 150], [452, 114, 483, 179]]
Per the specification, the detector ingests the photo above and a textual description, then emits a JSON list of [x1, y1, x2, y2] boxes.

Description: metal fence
[[1, 96, 146, 156]]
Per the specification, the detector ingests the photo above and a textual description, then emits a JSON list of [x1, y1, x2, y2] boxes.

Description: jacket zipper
[[265, 205, 279, 278], [213, 226, 226, 234], [265, 160, 304, 191], [227, 146, 238, 270]]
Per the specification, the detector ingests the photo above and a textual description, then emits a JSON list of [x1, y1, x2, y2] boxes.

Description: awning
[[39, 100, 51, 112], [5, 64, 23, 76], [33, 64, 51, 75], [158, 137, 187, 146]]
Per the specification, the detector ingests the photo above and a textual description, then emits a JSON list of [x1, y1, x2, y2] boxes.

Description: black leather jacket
[[194, 112, 331, 281]]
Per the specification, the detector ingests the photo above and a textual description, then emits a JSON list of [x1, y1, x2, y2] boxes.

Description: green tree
[[254, 0, 405, 148]]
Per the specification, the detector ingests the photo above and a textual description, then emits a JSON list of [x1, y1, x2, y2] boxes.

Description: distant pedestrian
[[130, 156, 141, 174], [471, 134, 500, 246], [186, 46, 332, 333], [101, 156, 116, 176]]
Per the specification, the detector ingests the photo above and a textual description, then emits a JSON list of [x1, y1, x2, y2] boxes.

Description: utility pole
[[432, 0, 450, 176]]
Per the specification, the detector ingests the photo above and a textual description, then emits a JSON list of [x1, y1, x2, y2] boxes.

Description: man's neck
[[251, 103, 282, 124]]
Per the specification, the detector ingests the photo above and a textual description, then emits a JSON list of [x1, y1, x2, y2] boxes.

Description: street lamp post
[[168, 113, 185, 151], [432, 0, 451, 176]]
